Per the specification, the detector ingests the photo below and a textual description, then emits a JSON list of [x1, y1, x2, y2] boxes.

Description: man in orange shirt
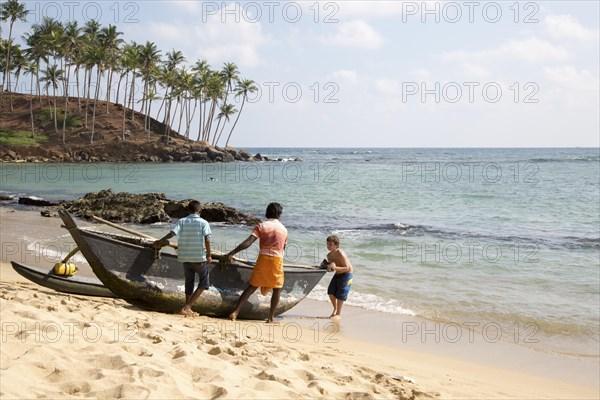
[[225, 202, 288, 323]]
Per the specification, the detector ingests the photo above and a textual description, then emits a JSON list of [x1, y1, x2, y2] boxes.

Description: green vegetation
[[1, 0, 258, 147], [0, 128, 47, 145], [37, 107, 82, 128]]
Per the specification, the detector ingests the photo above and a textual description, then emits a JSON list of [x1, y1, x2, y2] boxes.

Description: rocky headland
[[1, 93, 299, 163]]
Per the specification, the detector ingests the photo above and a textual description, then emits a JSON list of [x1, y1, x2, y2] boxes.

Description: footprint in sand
[[206, 384, 228, 400], [145, 333, 165, 344], [171, 349, 188, 359], [60, 381, 92, 395], [208, 345, 237, 357], [256, 370, 292, 386]]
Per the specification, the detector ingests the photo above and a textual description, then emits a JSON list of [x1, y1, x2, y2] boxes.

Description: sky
[[8, 0, 600, 147]]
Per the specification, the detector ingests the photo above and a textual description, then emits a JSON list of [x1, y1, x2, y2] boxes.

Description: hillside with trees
[[0, 0, 259, 162]]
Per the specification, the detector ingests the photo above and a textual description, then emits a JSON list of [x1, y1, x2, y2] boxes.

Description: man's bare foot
[[330, 314, 341, 321], [179, 308, 199, 317], [228, 312, 237, 321]]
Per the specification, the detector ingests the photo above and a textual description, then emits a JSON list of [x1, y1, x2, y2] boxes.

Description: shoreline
[[1, 206, 599, 398]]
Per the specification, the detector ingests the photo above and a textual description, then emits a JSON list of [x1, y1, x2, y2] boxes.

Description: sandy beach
[[1, 206, 598, 399]]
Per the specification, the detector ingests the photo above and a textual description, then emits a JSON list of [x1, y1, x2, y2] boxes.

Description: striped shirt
[[171, 214, 211, 262]]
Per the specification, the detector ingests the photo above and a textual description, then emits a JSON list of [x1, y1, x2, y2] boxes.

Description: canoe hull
[[10, 261, 115, 298], [59, 210, 326, 319]]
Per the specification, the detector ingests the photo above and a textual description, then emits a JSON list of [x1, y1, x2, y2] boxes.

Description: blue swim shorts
[[183, 262, 210, 295], [327, 273, 353, 301]]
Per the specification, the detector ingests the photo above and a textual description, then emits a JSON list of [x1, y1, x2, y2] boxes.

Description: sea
[[1, 148, 599, 359]]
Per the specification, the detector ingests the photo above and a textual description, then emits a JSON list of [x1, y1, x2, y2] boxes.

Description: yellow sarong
[[250, 254, 284, 295]]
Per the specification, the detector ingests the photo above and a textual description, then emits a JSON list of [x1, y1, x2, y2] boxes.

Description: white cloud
[[337, 1, 407, 17], [171, 1, 201, 13], [545, 15, 599, 43], [333, 1, 444, 18], [322, 20, 384, 49], [127, 5, 272, 68], [461, 63, 491, 79], [543, 66, 600, 91], [412, 69, 432, 81], [374, 78, 400, 94], [331, 70, 358, 83], [441, 38, 570, 64]]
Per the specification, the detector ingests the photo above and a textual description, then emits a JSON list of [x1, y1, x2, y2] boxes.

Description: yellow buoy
[[54, 262, 78, 276]]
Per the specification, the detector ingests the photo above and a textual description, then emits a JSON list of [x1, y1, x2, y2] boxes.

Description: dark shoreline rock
[[1, 144, 302, 164], [16, 189, 259, 225], [18, 196, 59, 207]]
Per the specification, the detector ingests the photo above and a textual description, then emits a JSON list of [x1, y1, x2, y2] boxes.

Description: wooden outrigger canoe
[[58, 210, 326, 319], [10, 261, 116, 298]]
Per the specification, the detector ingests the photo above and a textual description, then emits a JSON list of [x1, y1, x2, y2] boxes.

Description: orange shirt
[[251, 219, 288, 258]]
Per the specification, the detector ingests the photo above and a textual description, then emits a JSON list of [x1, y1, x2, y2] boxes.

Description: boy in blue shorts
[[322, 235, 353, 318]]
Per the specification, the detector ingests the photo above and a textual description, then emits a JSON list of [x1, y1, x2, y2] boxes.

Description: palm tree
[[86, 45, 105, 144], [120, 42, 139, 139], [203, 71, 225, 143], [1, 0, 28, 105], [40, 64, 64, 133], [191, 59, 209, 141], [23, 61, 36, 137], [82, 20, 100, 101], [36, 17, 63, 76], [160, 49, 185, 133], [213, 103, 237, 147], [8, 44, 25, 109], [220, 61, 239, 106], [61, 21, 81, 141], [0, 40, 24, 110], [225, 78, 257, 147], [138, 41, 161, 123], [99, 24, 123, 113], [23, 28, 48, 104], [139, 89, 160, 142]]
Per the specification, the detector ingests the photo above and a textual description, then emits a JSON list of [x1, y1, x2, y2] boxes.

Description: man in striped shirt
[[154, 200, 212, 316]]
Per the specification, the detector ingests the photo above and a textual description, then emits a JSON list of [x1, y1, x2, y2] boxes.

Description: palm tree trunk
[[170, 100, 180, 135], [205, 100, 217, 142], [122, 73, 129, 141], [10, 72, 20, 111], [157, 87, 168, 120], [62, 64, 72, 143], [177, 99, 185, 135], [188, 99, 198, 140], [146, 100, 153, 142], [85, 70, 92, 128], [30, 97, 35, 138], [75, 66, 81, 108], [142, 81, 149, 131], [53, 86, 58, 133], [129, 71, 136, 121], [36, 64, 42, 105], [105, 69, 114, 113], [90, 69, 101, 144], [225, 96, 245, 148], [163, 100, 172, 136], [212, 115, 223, 146], [115, 73, 124, 105], [1, 21, 15, 105], [83, 68, 88, 99]]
